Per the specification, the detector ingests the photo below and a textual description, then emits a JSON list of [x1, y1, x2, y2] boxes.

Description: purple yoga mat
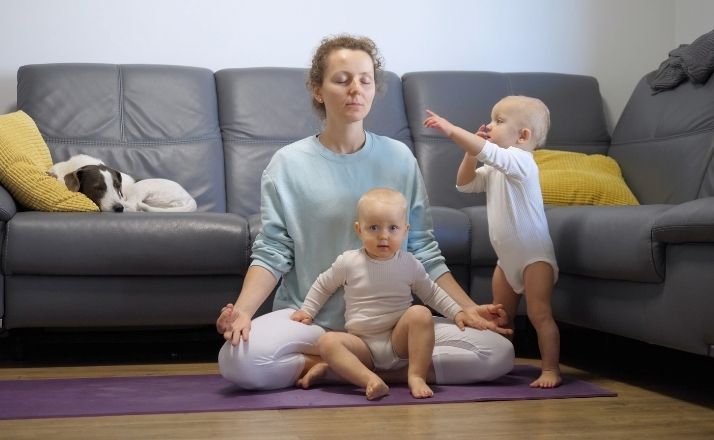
[[0, 365, 615, 420]]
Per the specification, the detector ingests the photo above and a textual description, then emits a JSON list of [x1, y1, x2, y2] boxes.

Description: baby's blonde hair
[[500, 96, 551, 147], [357, 188, 407, 221]]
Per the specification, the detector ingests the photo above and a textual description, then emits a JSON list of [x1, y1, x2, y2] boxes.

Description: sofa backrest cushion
[[610, 74, 714, 204], [216, 68, 412, 218], [17, 63, 226, 212], [403, 71, 611, 209]]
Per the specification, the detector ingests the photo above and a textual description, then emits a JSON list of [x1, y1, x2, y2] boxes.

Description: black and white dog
[[48, 154, 134, 212], [48, 154, 196, 212]]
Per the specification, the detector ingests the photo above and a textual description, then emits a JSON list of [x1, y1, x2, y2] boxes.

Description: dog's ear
[[64, 171, 81, 192], [107, 168, 123, 195]]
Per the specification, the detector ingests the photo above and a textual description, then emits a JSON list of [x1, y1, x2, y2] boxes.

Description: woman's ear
[[312, 86, 323, 103]]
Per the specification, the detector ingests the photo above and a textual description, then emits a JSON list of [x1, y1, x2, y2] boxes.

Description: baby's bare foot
[[408, 375, 433, 399], [296, 362, 329, 389], [529, 369, 562, 388], [365, 378, 389, 400]]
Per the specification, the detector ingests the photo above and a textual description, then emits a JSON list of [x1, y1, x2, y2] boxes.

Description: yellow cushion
[[0, 111, 99, 212], [534, 149, 639, 206]]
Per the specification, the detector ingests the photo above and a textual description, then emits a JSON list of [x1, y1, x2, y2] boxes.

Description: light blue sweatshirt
[[250, 131, 448, 330]]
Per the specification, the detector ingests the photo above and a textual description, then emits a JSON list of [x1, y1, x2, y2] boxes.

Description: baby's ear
[[518, 128, 532, 144], [354, 221, 361, 235]]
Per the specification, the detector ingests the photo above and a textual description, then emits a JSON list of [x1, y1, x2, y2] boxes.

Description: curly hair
[[307, 34, 385, 119]]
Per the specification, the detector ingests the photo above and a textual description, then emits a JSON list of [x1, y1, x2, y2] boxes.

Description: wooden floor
[[0, 325, 712, 440]]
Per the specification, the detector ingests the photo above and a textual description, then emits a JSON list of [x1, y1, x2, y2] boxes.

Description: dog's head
[[64, 164, 126, 212]]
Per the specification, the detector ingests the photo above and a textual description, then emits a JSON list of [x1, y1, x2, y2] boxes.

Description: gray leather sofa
[[1, 64, 712, 358]]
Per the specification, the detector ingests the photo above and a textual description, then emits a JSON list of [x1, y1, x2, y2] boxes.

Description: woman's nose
[[348, 79, 361, 93]]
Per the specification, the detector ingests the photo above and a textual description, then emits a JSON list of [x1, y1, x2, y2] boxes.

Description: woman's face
[[315, 49, 376, 125]]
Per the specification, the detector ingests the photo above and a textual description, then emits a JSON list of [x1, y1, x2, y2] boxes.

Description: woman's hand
[[290, 309, 314, 325], [454, 311, 466, 331], [217, 303, 253, 345], [477, 303, 509, 327], [459, 304, 513, 336], [216, 303, 234, 333]]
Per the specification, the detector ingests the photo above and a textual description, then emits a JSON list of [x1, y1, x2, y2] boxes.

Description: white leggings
[[218, 308, 514, 390]]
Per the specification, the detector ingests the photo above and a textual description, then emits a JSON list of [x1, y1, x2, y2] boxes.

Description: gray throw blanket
[[648, 28, 714, 94]]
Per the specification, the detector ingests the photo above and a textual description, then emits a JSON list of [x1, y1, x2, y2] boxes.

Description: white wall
[[675, 0, 714, 44], [0, 0, 712, 130]]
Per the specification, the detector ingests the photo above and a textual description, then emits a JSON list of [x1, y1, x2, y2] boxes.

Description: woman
[[217, 34, 514, 390]]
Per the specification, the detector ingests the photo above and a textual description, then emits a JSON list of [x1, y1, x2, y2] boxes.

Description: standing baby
[[424, 96, 561, 387]]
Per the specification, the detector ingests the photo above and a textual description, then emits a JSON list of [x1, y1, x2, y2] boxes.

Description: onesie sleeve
[[300, 253, 348, 318], [455, 167, 488, 193], [476, 141, 532, 180], [408, 254, 462, 320]]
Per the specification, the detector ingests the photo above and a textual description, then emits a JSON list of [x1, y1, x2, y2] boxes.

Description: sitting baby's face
[[354, 191, 409, 261]]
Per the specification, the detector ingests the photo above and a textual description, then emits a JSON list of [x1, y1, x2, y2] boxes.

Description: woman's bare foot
[[296, 362, 329, 389], [408, 375, 434, 398], [529, 369, 562, 388], [365, 378, 389, 400]]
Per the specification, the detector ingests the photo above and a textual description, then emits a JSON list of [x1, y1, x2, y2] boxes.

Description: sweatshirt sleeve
[[404, 155, 449, 281], [250, 169, 295, 280]]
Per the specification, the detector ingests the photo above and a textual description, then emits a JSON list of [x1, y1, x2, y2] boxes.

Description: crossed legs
[[298, 305, 436, 399], [220, 308, 513, 391]]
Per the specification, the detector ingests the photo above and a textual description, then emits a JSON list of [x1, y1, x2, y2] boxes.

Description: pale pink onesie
[[300, 248, 462, 369]]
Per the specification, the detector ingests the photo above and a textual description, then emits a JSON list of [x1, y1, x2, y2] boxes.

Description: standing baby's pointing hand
[[423, 110, 456, 137]]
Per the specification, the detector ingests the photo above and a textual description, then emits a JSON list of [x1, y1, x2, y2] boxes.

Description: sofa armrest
[[653, 197, 714, 243], [0, 185, 18, 221]]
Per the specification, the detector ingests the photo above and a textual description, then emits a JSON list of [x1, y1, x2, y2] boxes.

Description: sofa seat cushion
[[465, 204, 671, 282], [534, 149, 639, 206], [4, 212, 249, 276], [0, 111, 98, 212]]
